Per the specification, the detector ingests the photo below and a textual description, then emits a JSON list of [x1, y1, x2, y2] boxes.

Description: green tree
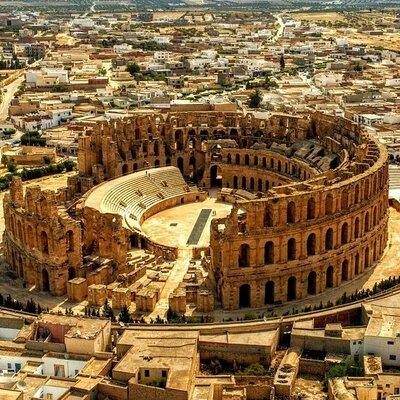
[[126, 62, 140, 76], [7, 161, 17, 173], [118, 304, 132, 323], [43, 156, 52, 165], [249, 89, 263, 108]]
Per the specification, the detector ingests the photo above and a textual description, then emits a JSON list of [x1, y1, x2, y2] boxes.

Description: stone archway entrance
[[210, 165, 222, 188], [287, 276, 296, 301], [239, 284, 251, 308], [42, 269, 50, 292]]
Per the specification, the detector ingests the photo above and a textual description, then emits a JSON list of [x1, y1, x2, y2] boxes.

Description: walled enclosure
[[2, 110, 389, 311]]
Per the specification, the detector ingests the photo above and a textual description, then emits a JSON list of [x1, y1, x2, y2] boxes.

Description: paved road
[[0, 76, 24, 121]]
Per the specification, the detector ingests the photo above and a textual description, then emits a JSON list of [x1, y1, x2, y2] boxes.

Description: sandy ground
[[141, 197, 232, 249], [291, 12, 346, 22]]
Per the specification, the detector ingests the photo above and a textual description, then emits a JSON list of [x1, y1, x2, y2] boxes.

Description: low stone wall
[[299, 358, 326, 376]]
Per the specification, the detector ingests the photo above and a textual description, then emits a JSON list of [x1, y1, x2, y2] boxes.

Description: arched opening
[[326, 266, 334, 288], [254, 156, 258, 166], [140, 237, 147, 249], [175, 130, 184, 151], [122, 164, 128, 175], [341, 223, 349, 245], [341, 190, 349, 210], [341, 260, 349, 281], [233, 176, 238, 189], [27, 225, 34, 247], [307, 233, 316, 256], [155, 159, 160, 167], [354, 217, 360, 239], [325, 194, 333, 215], [287, 277, 297, 301], [364, 181, 369, 200], [154, 141, 159, 156], [41, 231, 49, 255], [287, 201, 296, 224], [258, 179, 263, 192], [177, 157, 184, 173], [210, 165, 221, 188], [42, 269, 50, 292], [264, 241, 274, 264], [241, 176, 247, 190], [166, 158, 171, 166], [235, 154, 240, 165], [66, 230, 74, 253], [250, 177, 255, 191], [130, 235, 138, 248], [307, 197, 316, 220], [307, 271, 317, 295], [227, 153, 232, 164], [239, 284, 251, 308], [373, 207, 377, 226], [364, 212, 370, 233], [68, 267, 76, 280], [245, 154, 250, 166], [354, 185, 360, 204], [238, 244, 250, 268], [364, 247, 370, 268], [265, 281, 275, 305], [355, 253, 360, 275], [264, 205, 273, 227], [325, 228, 333, 250], [262, 157, 266, 168], [287, 238, 296, 261]]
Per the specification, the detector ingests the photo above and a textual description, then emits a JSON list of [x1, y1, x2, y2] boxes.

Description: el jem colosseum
[[1, 106, 389, 316]]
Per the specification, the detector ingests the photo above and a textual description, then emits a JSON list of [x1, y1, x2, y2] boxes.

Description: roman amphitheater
[[1, 108, 390, 318]]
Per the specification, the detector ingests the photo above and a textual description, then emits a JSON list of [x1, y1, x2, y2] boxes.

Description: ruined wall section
[[3, 178, 83, 296]]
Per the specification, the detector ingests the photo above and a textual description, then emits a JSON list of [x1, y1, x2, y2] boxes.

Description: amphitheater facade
[[2, 107, 389, 311]]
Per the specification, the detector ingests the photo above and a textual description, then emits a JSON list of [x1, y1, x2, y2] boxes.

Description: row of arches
[[264, 193, 386, 228], [226, 152, 312, 181], [7, 214, 75, 256], [229, 175, 284, 192], [238, 212, 385, 267], [237, 245, 380, 308]]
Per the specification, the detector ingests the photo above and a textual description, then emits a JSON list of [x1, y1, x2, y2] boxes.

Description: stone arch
[[177, 157, 184, 173], [355, 253, 360, 275], [364, 212, 370, 233], [42, 269, 50, 292], [227, 153, 232, 164], [364, 247, 370, 268], [27, 225, 35, 247], [354, 184, 360, 204], [122, 164, 128, 175], [287, 238, 296, 261], [341, 260, 349, 281], [235, 154, 240, 165], [287, 276, 297, 301], [325, 228, 333, 251], [265, 281, 275, 305], [239, 284, 251, 308], [287, 201, 296, 224], [68, 267, 76, 280], [307, 233, 316, 256], [354, 217, 360, 239], [264, 241, 274, 264], [254, 156, 258, 166], [40, 231, 49, 255], [245, 154, 250, 166], [241, 176, 247, 190], [238, 244, 250, 267], [325, 193, 334, 215], [210, 165, 221, 188], [364, 180, 369, 200], [250, 177, 255, 191], [373, 206, 377, 226], [326, 266, 334, 288], [341, 222, 349, 245], [258, 178, 263, 192], [307, 271, 317, 295], [341, 190, 349, 210], [233, 176, 238, 189], [307, 197, 316, 220]]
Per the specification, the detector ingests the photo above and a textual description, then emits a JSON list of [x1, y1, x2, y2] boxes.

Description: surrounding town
[[0, 2, 400, 399]]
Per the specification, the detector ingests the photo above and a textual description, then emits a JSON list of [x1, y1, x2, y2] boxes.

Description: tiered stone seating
[[88, 166, 199, 231]]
